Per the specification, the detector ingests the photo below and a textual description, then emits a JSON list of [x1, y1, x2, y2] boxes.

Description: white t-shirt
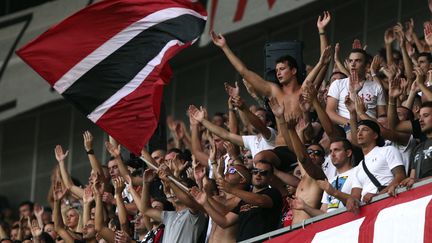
[[352, 146, 404, 197], [242, 127, 277, 157], [321, 167, 356, 212], [322, 156, 337, 179], [327, 78, 386, 119]]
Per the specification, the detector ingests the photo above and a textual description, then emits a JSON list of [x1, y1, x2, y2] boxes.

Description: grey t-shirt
[[161, 208, 207, 243]]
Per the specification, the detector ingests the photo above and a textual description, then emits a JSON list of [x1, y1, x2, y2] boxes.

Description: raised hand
[[389, 77, 403, 99], [424, 22, 432, 48], [143, 169, 157, 183], [216, 178, 233, 193], [393, 22, 405, 44], [83, 185, 94, 204], [211, 31, 227, 48], [352, 39, 362, 49], [53, 180, 68, 201], [29, 218, 42, 238], [190, 186, 207, 205], [157, 164, 172, 182], [355, 95, 367, 115], [405, 18, 414, 42], [231, 95, 247, 110], [105, 141, 121, 158], [302, 84, 317, 104], [334, 42, 341, 61], [370, 55, 382, 74], [187, 105, 199, 126], [34, 204, 44, 219], [344, 95, 356, 114], [190, 105, 205, 122], [193, 163, 206, 184], [115, 230, 131, 243], [414, 67, 426, 85], [316, 11, 331, 32], [285, 113, 299, 130], [224, 82, 240, 97], [113, 177, 126, 194], [299, 95, 312, 113], [381, 64, 398, 81], [318, 45, 332, 65], [384, 28, 395, 45], [54, 145, 69, 163], [349, 69, 363, 94], [83, 130, 94, 152], [92, 172, 104, 196], [268, 97, 284, 119]]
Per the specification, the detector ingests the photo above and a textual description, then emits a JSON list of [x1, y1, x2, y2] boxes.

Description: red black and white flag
[[16, 0, 207, 154]]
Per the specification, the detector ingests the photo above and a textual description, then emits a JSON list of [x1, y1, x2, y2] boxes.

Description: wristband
[[86, 149, 94, 154], [319, 32, 325, 35]]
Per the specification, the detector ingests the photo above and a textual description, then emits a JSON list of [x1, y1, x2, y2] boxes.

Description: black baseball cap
[[358, 120, 385, 147]]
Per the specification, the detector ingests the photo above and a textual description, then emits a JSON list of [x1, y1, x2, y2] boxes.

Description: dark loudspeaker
[[264, 41, 305, 84]]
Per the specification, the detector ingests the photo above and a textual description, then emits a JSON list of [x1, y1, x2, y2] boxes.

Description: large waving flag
[[16, 0, 207, 154]]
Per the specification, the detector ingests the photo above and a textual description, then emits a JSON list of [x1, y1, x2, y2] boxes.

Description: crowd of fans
[[2, 9, 432, 243]]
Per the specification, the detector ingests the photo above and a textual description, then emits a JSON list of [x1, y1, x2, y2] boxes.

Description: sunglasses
[[227, 167, 246, 179], [251, 168, 269, 176], [307, 149, 324, 156]]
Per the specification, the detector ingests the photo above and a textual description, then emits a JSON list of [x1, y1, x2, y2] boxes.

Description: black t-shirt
[[232, 187, 282, 242], [410, 138, 432, 179]]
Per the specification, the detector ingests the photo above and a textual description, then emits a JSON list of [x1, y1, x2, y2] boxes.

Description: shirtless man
[[211, 31, 302, 148], [211, 32, 331, 169], [269, 97, 326, 224]]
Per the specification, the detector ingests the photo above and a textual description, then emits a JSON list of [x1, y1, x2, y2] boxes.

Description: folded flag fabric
[[17, 0, 207, 154]]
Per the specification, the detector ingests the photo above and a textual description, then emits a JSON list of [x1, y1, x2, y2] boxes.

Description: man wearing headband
[[348, 120, 406, 208]]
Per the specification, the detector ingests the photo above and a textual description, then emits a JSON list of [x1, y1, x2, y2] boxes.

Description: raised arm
[[285, 114, 326, 180], [316, 11, 331, 54], [414, 67, 432, 101], [231, 95, 271, 139], [333, 43, 350, 77], [93, 175, 115, 243], [211, 31, 278, 97], [394, 23, 415, 81], [113, 178, 130, 234], [190, 187, 238, 229], [52, 181, 74, 243], [140, 170, 163, 223], [188, 106, 210, 165], [54, 145, 83, 199], [384, 28, 395, 65], [191, 105, 243, 146], [82, 185, 94, 226], [158, 164, 203, 213], [83, 131, 107, 183]]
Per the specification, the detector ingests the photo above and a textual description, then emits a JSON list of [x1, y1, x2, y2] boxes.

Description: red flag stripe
[[16, 0, 206, 86], [87, 38, 192, 122], [53, 7, 206, 94], [95, 42, 188, 154], [424, 198, 432, 243]]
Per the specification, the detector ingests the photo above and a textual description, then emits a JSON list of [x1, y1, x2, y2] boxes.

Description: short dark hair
[[330, 137, 353, 151], [256, 159, 274, 173], [306, 143, 325, 154], [421, 101, 432, 109], [275, 55, 298, 70], [418, 52, 432, 63], [349, 48, 369, 62], [18, 201, 34, 211]]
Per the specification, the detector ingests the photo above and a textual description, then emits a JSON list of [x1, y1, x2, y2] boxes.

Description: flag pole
[[139, 156, 189, 192]]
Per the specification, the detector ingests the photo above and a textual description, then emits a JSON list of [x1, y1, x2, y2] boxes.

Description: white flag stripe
[[87, 39, 182, 122], [311, 217, 365, 243], [373, 195, 432, 243], [53, 7, 206, 94], [372, 195, 432, 243]]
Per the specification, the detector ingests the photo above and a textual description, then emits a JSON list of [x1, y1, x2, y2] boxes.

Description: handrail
[[240, 177, 432, 243]]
